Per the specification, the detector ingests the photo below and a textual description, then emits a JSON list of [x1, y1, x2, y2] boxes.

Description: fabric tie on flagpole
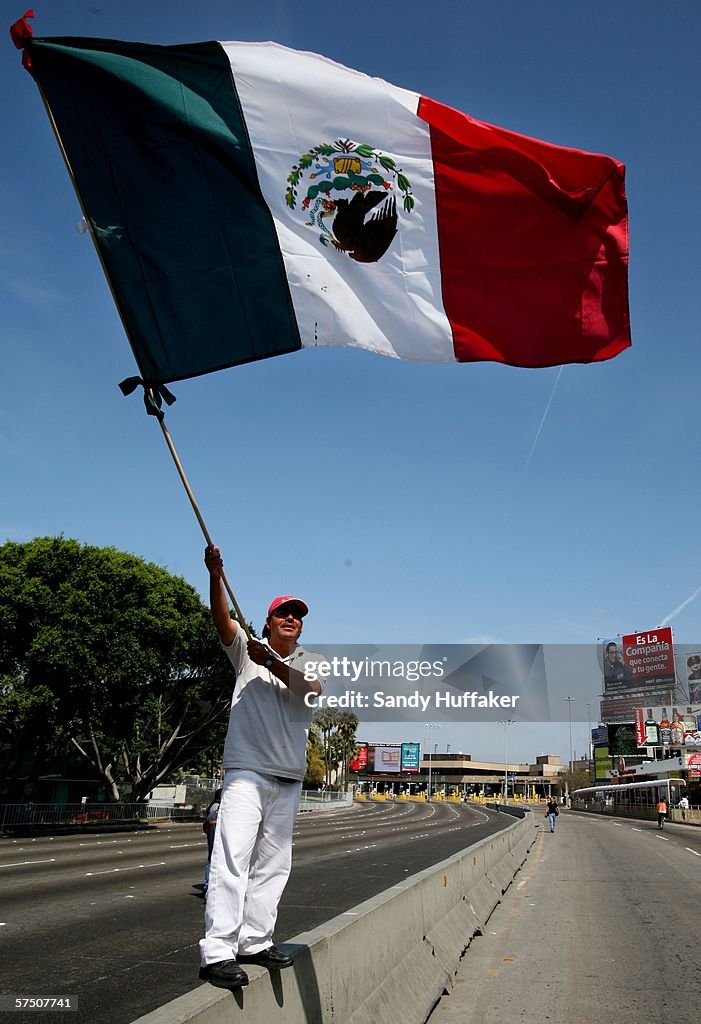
[[119, 376, 177, 420], [10, 9, 35, 70]]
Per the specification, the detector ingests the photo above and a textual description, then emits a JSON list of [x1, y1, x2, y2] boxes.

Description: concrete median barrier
[[133, 810, 536, 1024]]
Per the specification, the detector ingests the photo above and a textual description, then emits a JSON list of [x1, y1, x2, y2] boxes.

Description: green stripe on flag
[[32, 38, 301, 384]]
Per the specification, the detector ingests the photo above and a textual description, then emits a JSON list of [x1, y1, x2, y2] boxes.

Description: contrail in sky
[[502, 366, 564, 531], [659, 583, 701, 626]]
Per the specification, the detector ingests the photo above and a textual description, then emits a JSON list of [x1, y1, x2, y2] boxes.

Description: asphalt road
[[0, 798, 509, 1024], [431, 810, 701, 1024]]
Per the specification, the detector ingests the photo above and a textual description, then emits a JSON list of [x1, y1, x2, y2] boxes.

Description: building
[[351, 747, 566, 799]]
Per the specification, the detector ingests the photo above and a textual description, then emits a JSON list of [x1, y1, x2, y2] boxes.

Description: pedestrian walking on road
[[657, 797, 667, 829], [679, 795, 689, 821], [198, 545, 324, 993], [201, 788, 222, 895], [546, 797, 559, 832]]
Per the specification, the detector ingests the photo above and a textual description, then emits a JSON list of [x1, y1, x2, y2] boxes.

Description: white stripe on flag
[[222, 42, 455, 362]]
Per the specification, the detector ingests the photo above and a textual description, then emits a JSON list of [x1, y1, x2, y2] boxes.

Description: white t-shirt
[[221, 629, 323, 781]]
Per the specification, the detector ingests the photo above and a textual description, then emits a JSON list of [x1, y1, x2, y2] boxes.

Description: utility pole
[[498, 720, 514, 803], [424, 723, 441, 801], [565, 696, 575, 804]]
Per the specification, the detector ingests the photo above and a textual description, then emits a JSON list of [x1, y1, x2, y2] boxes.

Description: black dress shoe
[[199, 959, 249, 989], [236, 946, 294, 969]]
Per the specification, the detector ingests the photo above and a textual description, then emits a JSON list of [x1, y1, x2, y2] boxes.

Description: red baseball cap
[[267, 595, 309, 619]]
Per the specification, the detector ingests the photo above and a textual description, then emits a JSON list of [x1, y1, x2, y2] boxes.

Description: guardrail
[[298, 791, 353, 812], [0, 791, 354, 831], [0, 801, 195, 831]]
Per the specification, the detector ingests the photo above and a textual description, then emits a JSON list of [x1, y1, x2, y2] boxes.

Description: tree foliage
[[311, 708, 359, 789], [0, 537, 232, 801], [303, 722, 326, 788], [559, 763, 593, 796]]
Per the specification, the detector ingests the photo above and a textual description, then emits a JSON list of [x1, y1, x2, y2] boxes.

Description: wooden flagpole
[[34, 79, 250, 635], [150, 400, 249, 633]]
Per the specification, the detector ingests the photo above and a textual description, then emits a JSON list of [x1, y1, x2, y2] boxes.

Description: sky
[[2, 1, 700, 764]]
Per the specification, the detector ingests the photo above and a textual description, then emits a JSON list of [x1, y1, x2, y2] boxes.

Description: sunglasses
[[271, 606, 304, 621]]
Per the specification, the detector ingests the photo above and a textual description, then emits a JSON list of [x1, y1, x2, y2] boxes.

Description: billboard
[[594, 745, 610, 781], [602, 628, 675, 694], [632, 706, 701, 747], [686, 653, 701, 703], [349, 744, 368, 772], [401, 742, 420, 772], [607, 723, 638, 756], [600, 628, 676, 723], [373, 745, 401, 773], [634, 708, 645, 748]]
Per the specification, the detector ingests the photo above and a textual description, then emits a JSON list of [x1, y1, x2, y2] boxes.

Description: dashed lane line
[[0, 858, 57, 868], [85, 862, 166, 876]]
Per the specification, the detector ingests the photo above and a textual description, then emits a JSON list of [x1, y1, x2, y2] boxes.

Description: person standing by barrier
[[657, 797, 667, 829], [546, 797, 559, 832], [198, 545, 323, 992], [679, 794, 689, 821]]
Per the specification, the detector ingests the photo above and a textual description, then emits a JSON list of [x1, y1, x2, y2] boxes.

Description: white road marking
[[0, 858, 57, 868], [631, 827, 644, 832], [85, 861, 166, 876], [655, 835, 669, 841], [686, 848, 701, 857], [612, 822, 623, 827]]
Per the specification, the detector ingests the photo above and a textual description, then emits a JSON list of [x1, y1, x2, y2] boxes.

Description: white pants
[[199, 769, 301, 965]]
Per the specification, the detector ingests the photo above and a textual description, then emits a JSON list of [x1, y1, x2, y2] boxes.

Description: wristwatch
[[264, 654, 275, 669]]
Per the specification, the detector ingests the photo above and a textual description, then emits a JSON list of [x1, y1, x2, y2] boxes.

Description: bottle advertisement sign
[[634, 709, 645, 748], [633, 706, 701, 747]]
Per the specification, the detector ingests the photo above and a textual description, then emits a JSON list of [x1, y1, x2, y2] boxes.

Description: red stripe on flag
[[418, 95, 630, 367]]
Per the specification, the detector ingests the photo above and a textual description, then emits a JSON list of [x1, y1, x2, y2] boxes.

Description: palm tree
[[312, 708, 340, 789], [335, 711, 360, 790]]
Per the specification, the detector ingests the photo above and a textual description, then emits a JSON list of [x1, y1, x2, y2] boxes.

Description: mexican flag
[[24, 34, 630, 384]]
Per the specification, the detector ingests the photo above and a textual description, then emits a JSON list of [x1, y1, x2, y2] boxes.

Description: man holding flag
[[199, 545, 323, 990]]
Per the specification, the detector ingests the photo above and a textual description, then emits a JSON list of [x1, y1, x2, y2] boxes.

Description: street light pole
[[498, 720, 514, 803], [424, 723, 441, 801], [565, 696, 575, 804]]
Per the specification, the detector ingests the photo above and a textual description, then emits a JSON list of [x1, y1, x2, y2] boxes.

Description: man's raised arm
[[204, 546, 237, 647]]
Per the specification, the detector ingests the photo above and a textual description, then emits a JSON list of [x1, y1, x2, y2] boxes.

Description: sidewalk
[[428, 809, 701, 1024]]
